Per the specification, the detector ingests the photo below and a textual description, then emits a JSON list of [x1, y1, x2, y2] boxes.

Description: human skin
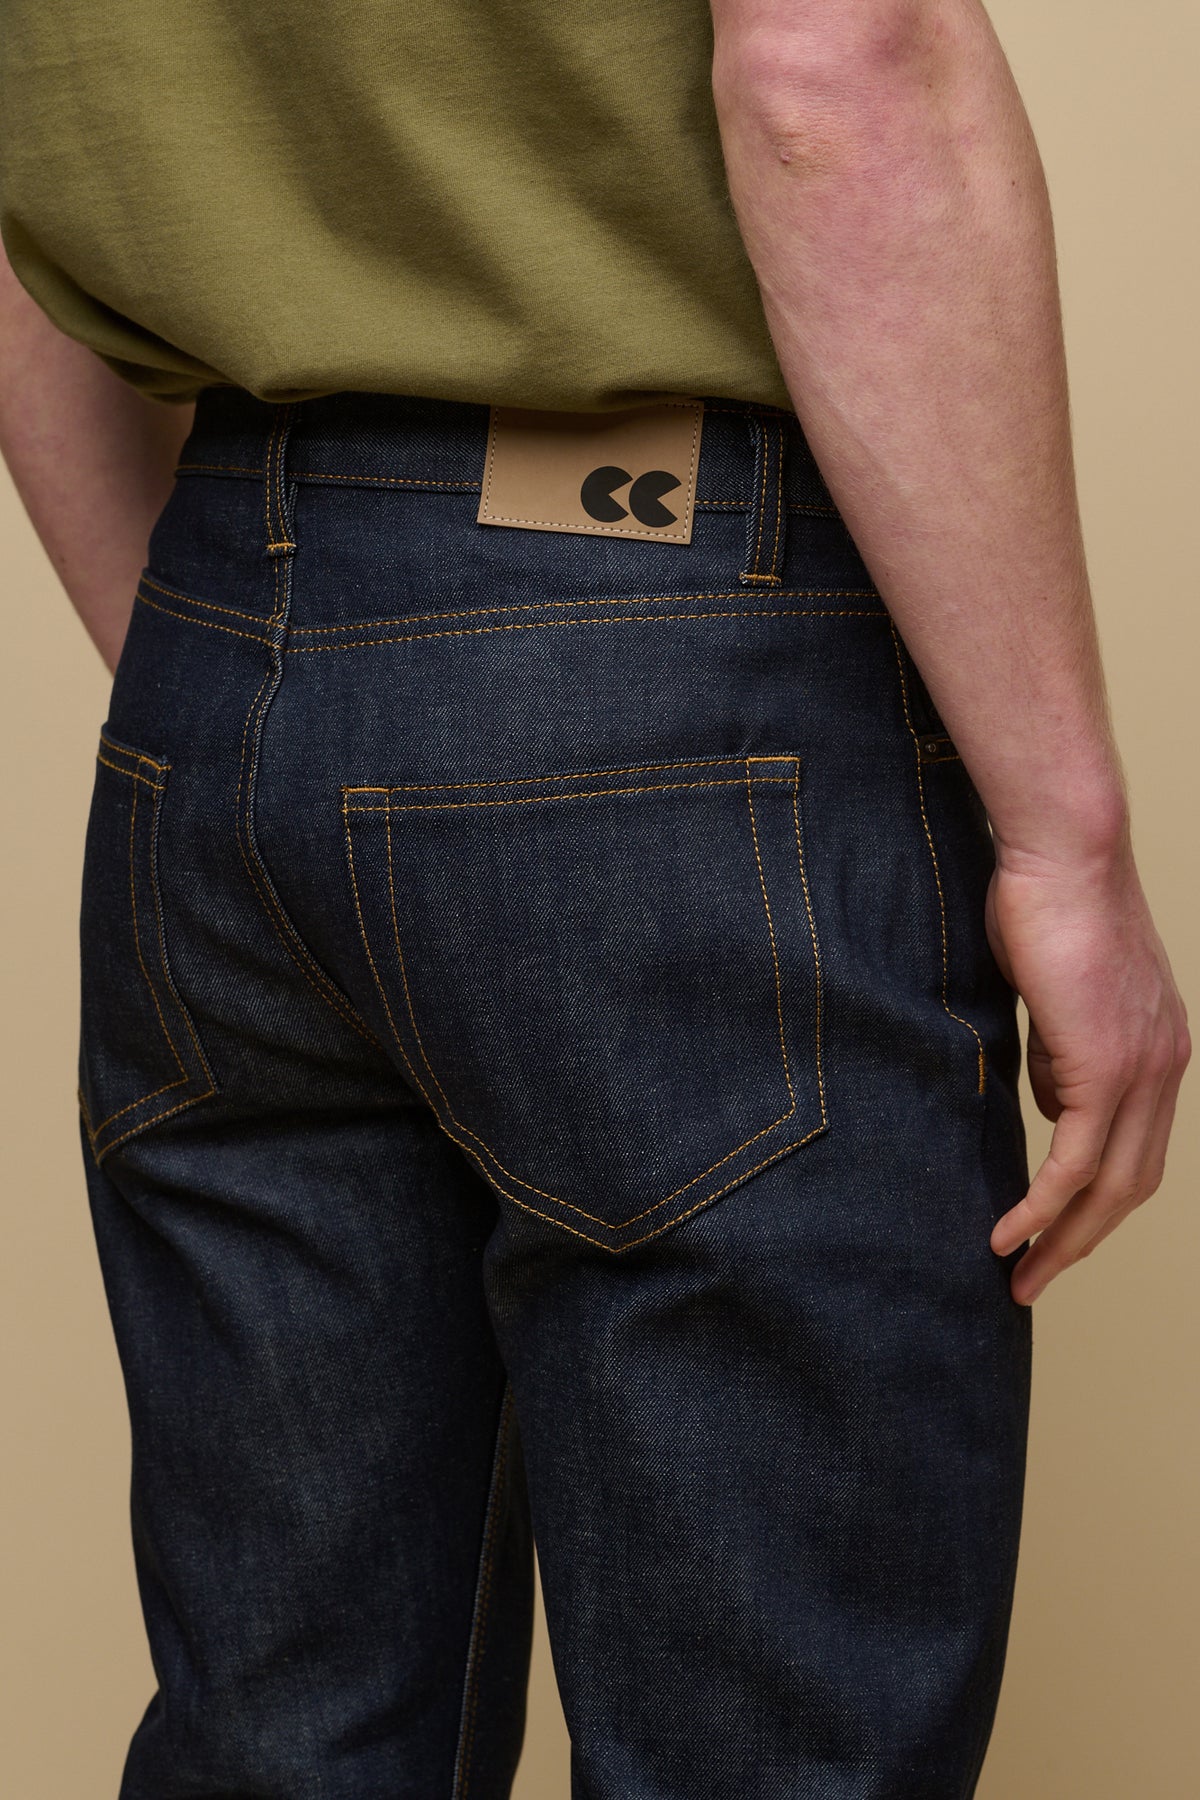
[[708, 0, 1188, 1301], [0, 253, 193, 672], [0, 0, 1189, 1303]]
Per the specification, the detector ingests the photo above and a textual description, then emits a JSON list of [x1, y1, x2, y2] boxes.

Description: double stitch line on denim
[[175, 460, 840, 517], [740, 415, 787, 586], [264, 402, 295, 557], [888, 621, 987, 1095], [381, 770, 797, 1227], [232, 406, 382, 1050], [84, 759, 216, 1160], [346, 779, 826, 1253], [286, 585, 881, 638], [344, 759, 815, 1239]]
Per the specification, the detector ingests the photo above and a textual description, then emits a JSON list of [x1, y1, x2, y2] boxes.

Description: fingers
[[1004, 1071, 1166, 1304], [990, 1094, 1118, 1260], [1066, 1049, 1187, 1262], [992, 1008, 1189, 1302]]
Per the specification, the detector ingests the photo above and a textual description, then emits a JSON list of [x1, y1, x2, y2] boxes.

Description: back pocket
[[343, 754, 826, 1251], [78, 730, 216, 1163]]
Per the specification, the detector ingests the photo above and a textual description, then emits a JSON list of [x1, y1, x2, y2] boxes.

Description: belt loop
[[264, 401, 297, 622], [740, 413, 788, 587]]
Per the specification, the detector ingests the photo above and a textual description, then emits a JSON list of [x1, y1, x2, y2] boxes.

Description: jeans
[[79, 385, 1033, 1799]]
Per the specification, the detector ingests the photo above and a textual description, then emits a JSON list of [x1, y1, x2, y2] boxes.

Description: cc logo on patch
[[580, 465, 682, 528]]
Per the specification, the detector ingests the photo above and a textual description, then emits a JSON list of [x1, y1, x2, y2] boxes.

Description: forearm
[[711, 0, 1126, 864], [0, 245, 192, 673]]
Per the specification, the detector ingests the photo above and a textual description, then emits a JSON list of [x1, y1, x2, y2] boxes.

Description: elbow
[[711, 0, 966, 171]]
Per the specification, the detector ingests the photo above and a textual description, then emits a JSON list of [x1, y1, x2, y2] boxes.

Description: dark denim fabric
[[79, 386, 1033, 1799]]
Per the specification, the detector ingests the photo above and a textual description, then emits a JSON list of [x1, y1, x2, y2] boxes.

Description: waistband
[[178, 386, 836, 516]]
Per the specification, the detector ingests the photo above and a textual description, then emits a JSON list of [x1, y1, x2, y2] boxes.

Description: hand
[[984, 843, 1190, 1304]]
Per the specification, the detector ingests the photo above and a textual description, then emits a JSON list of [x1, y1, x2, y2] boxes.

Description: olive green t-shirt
[[0, 1, 792, 411]]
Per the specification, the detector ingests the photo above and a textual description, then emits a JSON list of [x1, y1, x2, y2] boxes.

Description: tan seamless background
[[2, 2, 1197, 1793]]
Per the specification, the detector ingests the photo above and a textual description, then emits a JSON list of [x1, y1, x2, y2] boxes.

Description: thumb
[[1026, 1018, 1062, 1121]]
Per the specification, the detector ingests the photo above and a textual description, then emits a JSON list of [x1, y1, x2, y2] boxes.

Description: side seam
[[451, 1384, 517, 1800], [889, 620, 987, 1095]]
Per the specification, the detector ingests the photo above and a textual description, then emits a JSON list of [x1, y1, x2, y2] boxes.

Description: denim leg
[[483, 1088, 1030, 1800], [82, 1102, 533, 1798], [79, 385, 1031, 1797]]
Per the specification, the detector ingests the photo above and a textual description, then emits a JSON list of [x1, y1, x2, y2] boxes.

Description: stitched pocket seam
[[343, 756, 828, 1246], [81, 739, 216, 1161]]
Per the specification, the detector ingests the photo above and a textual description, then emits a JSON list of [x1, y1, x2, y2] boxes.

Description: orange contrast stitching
[[346, 758, 823, 1237], [113, 775, 184, 1092], [218, 408, 382, 1048], [292, 469, 479, 489], [747, 417, 769, 575], [83, 763, 214, 1152], [86, 1087, 217, 1162], [487, 1125, 827, 1254], [746, 764, 794, 1106], [791, 766, 828, 1126], [234, 664, 381, 1050], [138, 575, 274, 627], [263, 412, 279, 551], [767, 420, 785, 579], [343, 806, 432, 1101], [98, 731, 168, 774], [479, 401, 702, 542], [95, 751, 165, 792], [175, 463, 836, 513], [374, 779, 801, 1228], [889, 623, 987, 1095], [344, 775, 797, 817], [345, 755, 785, 795], [287, 607, 885, 655], [266, 405, 287, 551], [135, 592, 273, 645], [287, 587, 879, 636]]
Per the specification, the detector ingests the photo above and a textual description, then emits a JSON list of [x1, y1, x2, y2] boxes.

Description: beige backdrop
[[2, 2, 1196, 1793]]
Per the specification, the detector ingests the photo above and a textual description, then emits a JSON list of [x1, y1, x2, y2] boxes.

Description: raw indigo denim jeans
[[78, 386, 1033, 1799]]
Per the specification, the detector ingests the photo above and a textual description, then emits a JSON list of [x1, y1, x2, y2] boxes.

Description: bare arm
[[0, 243, 192, 673], [710, 0, 1189, 1300]]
